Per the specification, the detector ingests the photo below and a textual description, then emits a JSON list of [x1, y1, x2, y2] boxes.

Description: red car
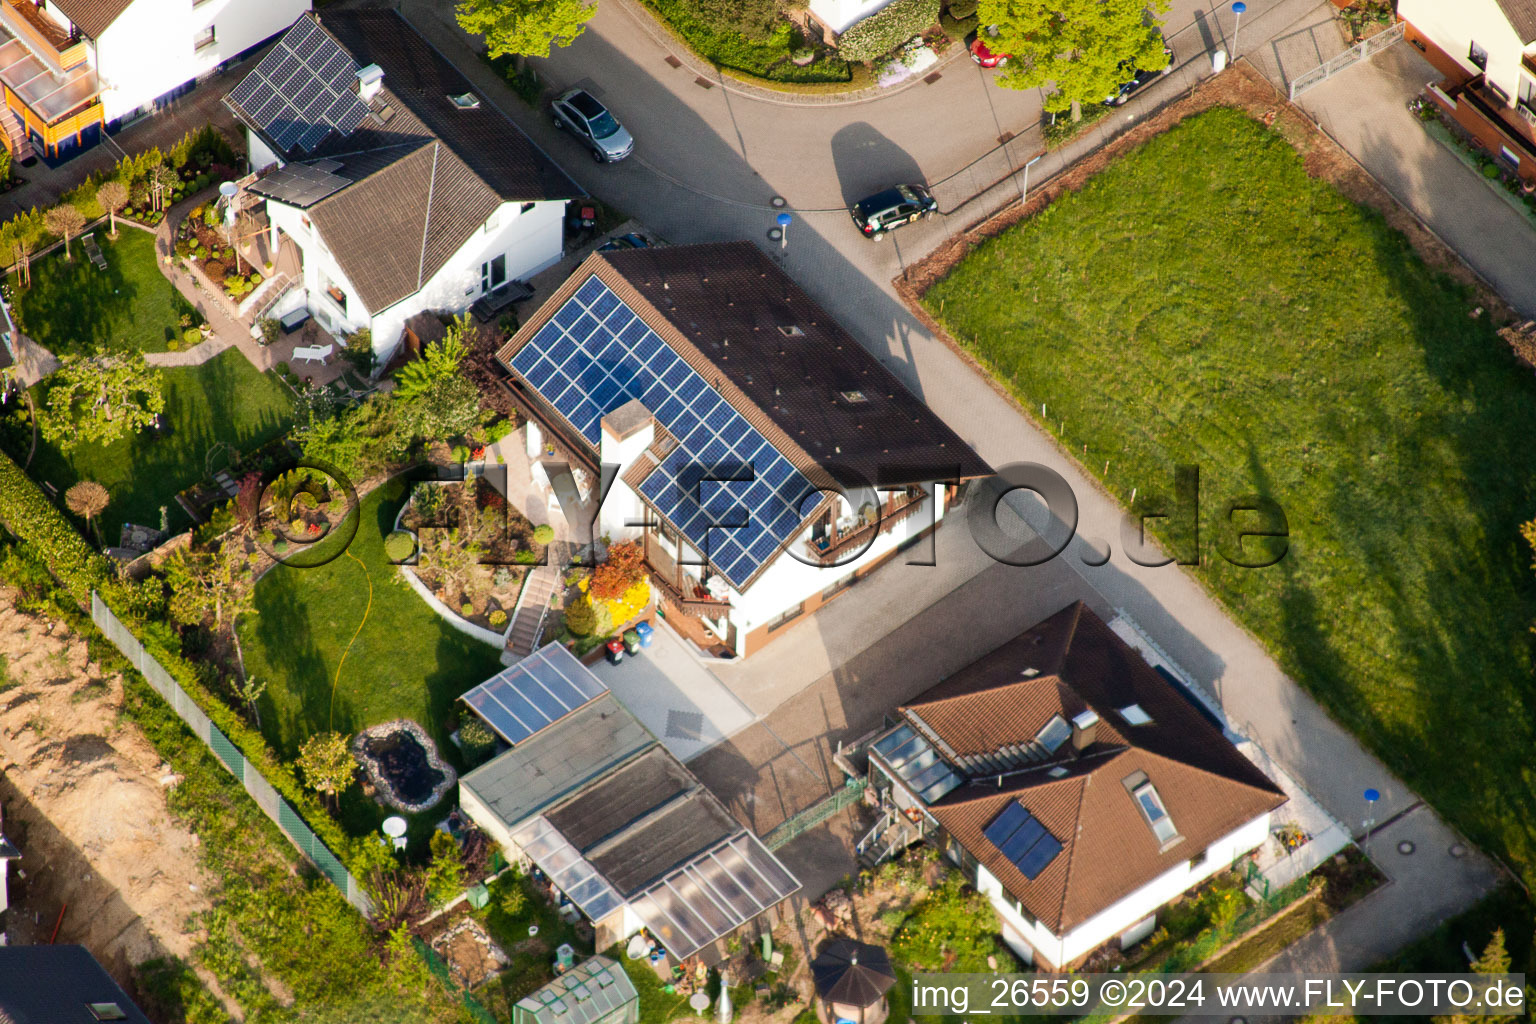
[[968, 27, 1011, 68]]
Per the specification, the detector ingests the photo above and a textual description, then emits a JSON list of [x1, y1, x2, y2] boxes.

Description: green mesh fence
[[208, 725, 245, 779]]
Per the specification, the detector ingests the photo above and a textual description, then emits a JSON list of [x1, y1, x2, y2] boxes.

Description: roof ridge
[[416, 141, 439, 292], [1052, 774, 1092, 930], [1117, 743, 1283, 800], [902, 672, 1066, 710]]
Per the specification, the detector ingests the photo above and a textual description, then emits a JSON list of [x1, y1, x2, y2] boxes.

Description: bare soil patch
[[0, 591, 223, 996]]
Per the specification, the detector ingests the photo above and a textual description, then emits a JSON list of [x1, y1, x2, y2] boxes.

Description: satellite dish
[[218, 181, 238, 199], [381, 816, 407, 838]]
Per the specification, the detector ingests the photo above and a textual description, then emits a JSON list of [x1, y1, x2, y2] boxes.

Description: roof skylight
[[1119, 703, 1153, 726]]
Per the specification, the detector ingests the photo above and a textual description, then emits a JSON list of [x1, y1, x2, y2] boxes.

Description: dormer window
[[1132, 780, 1179, 844]]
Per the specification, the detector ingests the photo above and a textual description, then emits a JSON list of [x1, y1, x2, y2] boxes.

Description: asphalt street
[[389, 0, 1508, 967]]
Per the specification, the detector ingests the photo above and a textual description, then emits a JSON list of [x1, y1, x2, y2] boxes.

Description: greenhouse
[[512, 956, 639, 1024]]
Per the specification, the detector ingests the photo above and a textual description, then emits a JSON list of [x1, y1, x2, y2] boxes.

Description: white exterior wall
[[1400, 0, 1531, 99], [975, 813, 1272, 969], [809, 0, 898, 34], [248, 130, 280, 172], [262, 192, 565, 363], [94, 0, 310, 123]]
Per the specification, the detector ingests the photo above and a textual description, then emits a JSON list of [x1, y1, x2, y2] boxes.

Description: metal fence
[[762, 777, 867, 851], [1288, 22, 1405, 101], [91, 591, 375, 917]]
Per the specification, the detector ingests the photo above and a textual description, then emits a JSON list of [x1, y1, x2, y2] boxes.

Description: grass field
[[27, 348, 294, 539], [924, 107, 1536, 885], [238, 476, 505, 836], [10, 228, 201, 356]]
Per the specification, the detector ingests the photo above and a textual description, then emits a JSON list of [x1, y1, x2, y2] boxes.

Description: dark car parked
[[849, 184, 938, 239], [1104, 39, 1174, 106]]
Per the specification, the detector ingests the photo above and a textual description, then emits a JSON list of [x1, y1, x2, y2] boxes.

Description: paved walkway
[[1297, 41, 1536, 315]]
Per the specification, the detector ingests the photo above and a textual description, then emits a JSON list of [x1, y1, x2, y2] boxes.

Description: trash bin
[[623, 629, 641, 655], [635, 621, 654, 648], [556, 943, 576, 971], [606, 638, 625, 665]]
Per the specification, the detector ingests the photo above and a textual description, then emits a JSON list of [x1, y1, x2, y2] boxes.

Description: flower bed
[[174, 204, 264, 302]]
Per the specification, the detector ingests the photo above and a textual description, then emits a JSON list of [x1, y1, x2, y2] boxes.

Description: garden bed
[[395, 476, 547, 634], [174, 203, 265, 304]]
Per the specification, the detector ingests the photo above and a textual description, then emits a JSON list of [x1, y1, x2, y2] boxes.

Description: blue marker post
[[776, 211, 792, 251], [1231, 2, 1247, 61], [1362, 787, 1380, 856]]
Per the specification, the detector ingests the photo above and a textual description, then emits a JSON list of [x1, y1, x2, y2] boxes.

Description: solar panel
[[985, 801, 1064, 881], [225, 17, 370, 154], [460, 645, 608, 745], [510, 277, 819, 588]]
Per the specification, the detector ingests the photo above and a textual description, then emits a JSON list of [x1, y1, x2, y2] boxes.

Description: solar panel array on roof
[[508, 276, 817, 588], [870, 723, 963, 804], [226, 16, 370, 154], [461, 645, 607, 745], [509, 816, 624, 921], [628, 834, 799, 960], [983, 802, 1064, 881], [247, 161, 353, 207]]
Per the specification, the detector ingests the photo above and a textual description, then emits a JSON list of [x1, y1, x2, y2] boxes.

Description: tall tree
[[1434, 929, 1516, 1024], [394, 315, 471, 402], [38, 349, 165, 452], [455, 0, 595, 61], [96, 181, 129, 238], [297, 731, 358, 810], [163, 546, 255, 629], [44, 204, 86, 261], [64, 480, 110, 543], [980, 0, 1169, 117]]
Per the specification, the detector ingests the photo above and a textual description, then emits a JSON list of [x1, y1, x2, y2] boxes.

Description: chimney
[[1071, 710, 1100, 753], [356, 64, 384, 104]]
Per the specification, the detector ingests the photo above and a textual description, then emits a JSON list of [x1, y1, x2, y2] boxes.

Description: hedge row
[[0, 446, 373, 887], [838, 0, 941, 62]]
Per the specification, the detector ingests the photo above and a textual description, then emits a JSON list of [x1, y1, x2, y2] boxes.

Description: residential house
[[1401, 0, 1536, 183], [862, 601, 1286, 970], [495, 241, 991, 658], [457, 645, 801, 963], [0, 798, 18, 944], [0, 943, 155, 1022], [0, 0, 309, 160], [224, 10, 580, 365]]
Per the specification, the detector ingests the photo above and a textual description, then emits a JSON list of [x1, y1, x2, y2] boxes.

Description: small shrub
[[183, 328, 202, 346], [531, 523, 554, 545], [513, 549, 536, 565], [461, 601, 475, 616], [498, 880, 527, 917], [488, 609, 507, 627], [290, 518, 306, 533], [258, 318, 280, 346], [203, 259, 226, 283], [460, 715, 496, 759], [274, 361, 290, 376], [272, 538, 288, 552], [451, 445, 471, 463], [166, 339, 180, 351]]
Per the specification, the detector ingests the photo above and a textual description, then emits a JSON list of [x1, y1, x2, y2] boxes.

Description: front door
[[480, 253, 506, 293]]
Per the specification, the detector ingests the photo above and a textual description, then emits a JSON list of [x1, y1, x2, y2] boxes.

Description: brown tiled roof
[[50, 0, 129, 39], [230, 11, 580, 314], [910, 602, 1285, 935], [1497, 0, 1536, 43]]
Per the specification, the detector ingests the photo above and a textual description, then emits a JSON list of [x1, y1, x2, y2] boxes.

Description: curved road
[[391, 0, 1501, 967]]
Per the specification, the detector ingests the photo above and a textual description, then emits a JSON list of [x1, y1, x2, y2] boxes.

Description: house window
[[1469, 40, 1489, 71], [480, 253, 506, 293], [194, 25, 216, 51], [765, 601, 804, 632], [1501, 144, 1521, 167], [821, 573, 855, 602], [324, 278, 347, 311], [1132, 781, 1180, 844], [1189, 848, 1208, 871]]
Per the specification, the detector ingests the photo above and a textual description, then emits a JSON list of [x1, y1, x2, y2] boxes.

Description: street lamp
[[1231, 1, 1247, 61], [776, 211, 792, 250], [1021, 153, 1043, 206]]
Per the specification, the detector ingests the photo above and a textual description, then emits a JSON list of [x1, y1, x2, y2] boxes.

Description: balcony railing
[[651, 570, 732, 616], [1461, 76, 1536, 159], [803, 489, 928, 565], [0, 0, 85, 73]]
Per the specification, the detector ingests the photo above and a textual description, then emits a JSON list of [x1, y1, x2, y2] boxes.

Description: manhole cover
[[767, 227, 783, 241], [666, 709, 705, 741], [1449, 842, 1468, 858], [771, 196, 787, 208], [1397, 840, 1416, 855]]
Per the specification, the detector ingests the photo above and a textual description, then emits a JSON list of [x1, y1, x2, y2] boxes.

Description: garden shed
[[512, 955, 639, 1024]]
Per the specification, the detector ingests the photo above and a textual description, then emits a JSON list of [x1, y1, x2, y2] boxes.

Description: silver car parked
[[552, 88, 634, 163]]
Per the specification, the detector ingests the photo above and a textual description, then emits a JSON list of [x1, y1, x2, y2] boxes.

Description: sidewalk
[[1296, 42, 1536, 315]]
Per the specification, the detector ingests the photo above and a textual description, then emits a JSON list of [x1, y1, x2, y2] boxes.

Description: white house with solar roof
[[496, 241, 991, 658], [861, 602, 1286, 969], [223, 10, 579, 362], [457, 645, 800, 963]]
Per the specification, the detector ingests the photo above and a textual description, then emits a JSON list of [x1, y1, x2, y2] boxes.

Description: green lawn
[[924, 107, 1536, 887], [10, 228, 202, 356], [238, 476, 506, 838], [26, 347, 294, 539]]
